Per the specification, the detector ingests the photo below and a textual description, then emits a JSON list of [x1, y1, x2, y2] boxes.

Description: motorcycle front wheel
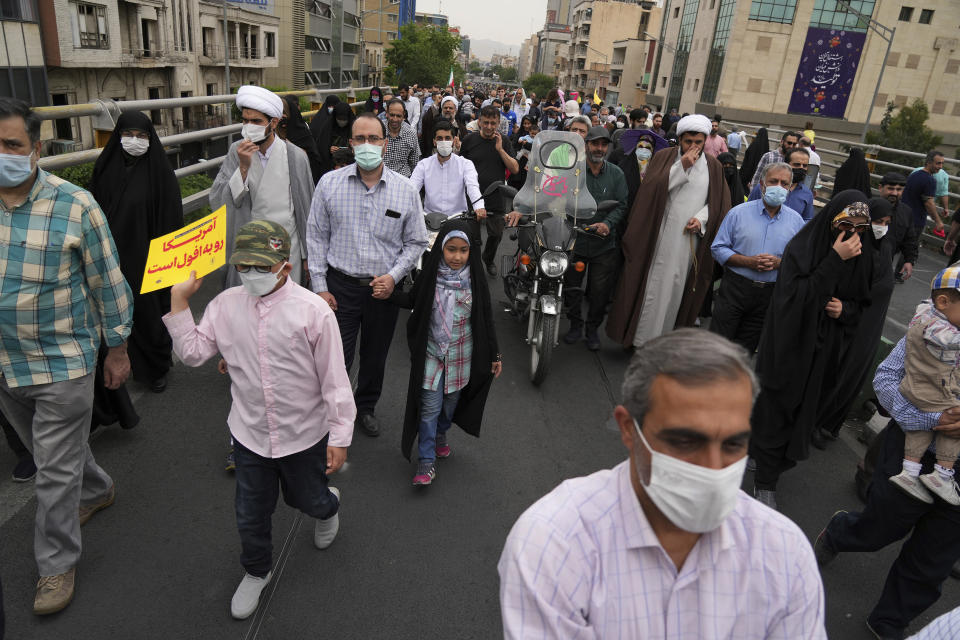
[[529, 311, 555, 386]]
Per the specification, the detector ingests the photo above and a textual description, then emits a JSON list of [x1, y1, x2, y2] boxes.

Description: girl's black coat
[[393, 220, 499, 460]]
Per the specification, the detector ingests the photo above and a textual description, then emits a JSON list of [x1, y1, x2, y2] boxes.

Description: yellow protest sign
[[140, 206, 227, 294]]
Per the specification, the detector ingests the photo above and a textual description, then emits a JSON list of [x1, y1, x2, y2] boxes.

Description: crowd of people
[[0, 78, 958, 639]]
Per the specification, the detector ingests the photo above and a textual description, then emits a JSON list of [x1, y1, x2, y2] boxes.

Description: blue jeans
[[233, 436, 339, 577], [419, 372, 460, 463]]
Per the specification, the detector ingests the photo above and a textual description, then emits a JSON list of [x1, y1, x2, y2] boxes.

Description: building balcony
[[198, 45, 266, 67], [307, 50, 332, 72], [120, 48, 174, 65], [308, 11, 333, 38]]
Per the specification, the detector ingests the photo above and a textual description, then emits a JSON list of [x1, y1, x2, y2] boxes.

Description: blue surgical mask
[[635, 147, 652, 161], [353, 143, 383, 171], [0, 151, 35, 187], [762, 185, 789, 207]]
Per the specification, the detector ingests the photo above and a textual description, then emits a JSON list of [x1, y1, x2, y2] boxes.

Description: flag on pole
[[448, 67, 455, 88], [594, 87, 602, 105]]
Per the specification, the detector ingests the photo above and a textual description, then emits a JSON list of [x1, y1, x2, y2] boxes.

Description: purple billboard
[[788, 28, 866, 119]]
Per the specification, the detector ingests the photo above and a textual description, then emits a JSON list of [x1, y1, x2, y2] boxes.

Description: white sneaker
[[314, 487, 340, 550], [919, 472, 960, 506], [231, 571, 272, 620], [888, 470, 934, 504]]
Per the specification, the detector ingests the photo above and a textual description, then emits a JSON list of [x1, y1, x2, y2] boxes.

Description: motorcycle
[[500, 130, 618, 385]]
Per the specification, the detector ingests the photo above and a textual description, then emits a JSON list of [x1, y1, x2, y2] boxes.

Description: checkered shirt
[[384, 121, 421, 177], [423, 289, 472, 394], [0, 170, 133, 387], [306, 164, 427, 292]]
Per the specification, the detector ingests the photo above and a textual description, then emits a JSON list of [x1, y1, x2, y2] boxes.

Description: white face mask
[[241, 123, 268, 144], [872, 224, 888, 240], [238, 264, 284, 297], [121, 137, 150, 156], [436, 140, 454, 157], [632, 419, 747, 533]]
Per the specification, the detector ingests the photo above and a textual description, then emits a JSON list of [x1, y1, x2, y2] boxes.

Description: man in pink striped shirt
[[162, 220, 355, 620], [703, 116, 729, 158], [498, 329, 826, 639]]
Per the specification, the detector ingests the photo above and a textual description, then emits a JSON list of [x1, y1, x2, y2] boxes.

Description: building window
[[265, 32, 275, 57], [810, 0, 877, 34], [748, 0, 797, 25], [0, 0, 39, 20], [148, 87, 162, 125], [673, 7, 679, 18], [666, 0, 700, 111], [898, 6, 914, 21], [701, 0, 736, 104], [77, 2, 108, 49], [305, 36, 331, 52], [918, 9, 933, 24], [205, 83, 217, 116]]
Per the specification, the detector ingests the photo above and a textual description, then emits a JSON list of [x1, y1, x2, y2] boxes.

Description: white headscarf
[[236, 85, 284, 119], [676, 114, 712, 136]]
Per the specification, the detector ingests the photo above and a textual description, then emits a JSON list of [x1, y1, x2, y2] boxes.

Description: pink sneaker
[[412, 462, 436, 486], [436, 434, 451, 459]]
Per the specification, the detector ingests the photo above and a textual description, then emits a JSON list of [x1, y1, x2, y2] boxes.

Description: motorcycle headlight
[[539, 251, 569, 278]]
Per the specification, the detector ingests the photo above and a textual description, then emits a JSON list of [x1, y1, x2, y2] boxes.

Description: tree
[[385, 24, 462, 87], [524, 73, 556, 100], [865, 99, 943, 168], [468, 61, 484, 75], [499, 67, 518, 83]]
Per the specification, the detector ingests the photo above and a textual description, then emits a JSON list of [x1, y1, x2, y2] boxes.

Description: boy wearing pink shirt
[[162, 220, 356, 619]]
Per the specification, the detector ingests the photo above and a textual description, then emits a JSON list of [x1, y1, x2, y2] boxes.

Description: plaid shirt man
[[384, 121, 421, 178], [423, 289, 472, 394], [0, 169, 133, 387]]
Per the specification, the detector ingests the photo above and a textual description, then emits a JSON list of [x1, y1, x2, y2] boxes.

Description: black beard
[[886, 195, 899, 206]]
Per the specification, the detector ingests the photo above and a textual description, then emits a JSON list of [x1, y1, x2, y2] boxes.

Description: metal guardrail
[[724, 120, 960, 203]]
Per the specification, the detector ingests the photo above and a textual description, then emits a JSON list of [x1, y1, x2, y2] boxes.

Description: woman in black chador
[[91, 111, 183, 394]]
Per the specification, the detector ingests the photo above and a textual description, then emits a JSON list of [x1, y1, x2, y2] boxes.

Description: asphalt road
[[1, 235, 958, 639]]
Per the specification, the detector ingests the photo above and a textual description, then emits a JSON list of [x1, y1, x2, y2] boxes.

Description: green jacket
[[577, 160, 628, 258]]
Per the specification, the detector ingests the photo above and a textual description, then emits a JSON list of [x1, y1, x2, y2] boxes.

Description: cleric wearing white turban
[[676, 113, 712, 137], [606, 110, 731, 348], [235, 85, 284, 120], [210, 84, 314, 289]]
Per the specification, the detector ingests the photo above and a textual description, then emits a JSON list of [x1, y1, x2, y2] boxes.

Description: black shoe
[[357, 413, 380, 438], [12, 456, 36, 482], [563, 324, 583, 344], [951, 558, 960, 580], [813, 511, 845, 567], [485, 262, 498, 277], [810, 428, 827, 451], [150, 376, 167, 393], [585, 329, 601, 352]]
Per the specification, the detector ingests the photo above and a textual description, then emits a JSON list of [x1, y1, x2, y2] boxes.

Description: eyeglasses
[[352, 135, 384, 144], [836, 221, 871, 232], [236, 265, 274, 273]]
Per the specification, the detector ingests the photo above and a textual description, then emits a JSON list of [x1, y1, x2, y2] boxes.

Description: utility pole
[[223, 0, 232, 143]]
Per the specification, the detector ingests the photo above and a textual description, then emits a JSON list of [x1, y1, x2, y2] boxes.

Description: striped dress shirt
[[0, 169, 132, 387], [499, 460, 826, 639], [908, 606, 960, 639], [306, 164, 427, 293]]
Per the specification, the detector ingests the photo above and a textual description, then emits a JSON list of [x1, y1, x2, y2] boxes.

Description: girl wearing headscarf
[[511, 115, 534, 147], [364, 87, 385, 115], [309, 94, 340, 147], [832, 147, 873, 198], [739, 127, 769, 194], [815, 197, 897, 445], [91, 111, 184, 395], [750, 190, 875, 507], [278, 94, 323, 185], [317, 102, 355, 174], [394, 220, 502, 486]]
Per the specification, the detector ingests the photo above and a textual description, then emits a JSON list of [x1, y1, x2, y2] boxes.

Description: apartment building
[[2, 0, 49, 108], [359, 0, 415, 87]]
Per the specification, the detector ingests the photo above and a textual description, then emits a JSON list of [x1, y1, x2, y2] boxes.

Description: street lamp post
[[833, 0, 896, 142]]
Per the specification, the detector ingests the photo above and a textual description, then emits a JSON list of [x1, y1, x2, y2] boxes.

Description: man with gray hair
[[711, 162, 805, 352], [498, 329, 826, 638]]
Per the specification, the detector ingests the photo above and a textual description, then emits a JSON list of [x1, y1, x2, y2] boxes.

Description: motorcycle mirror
[[498, 184, 519, 199], [424, 212, 448, 230], [596, 200, 619, 214], [481, 181, 505, 198]]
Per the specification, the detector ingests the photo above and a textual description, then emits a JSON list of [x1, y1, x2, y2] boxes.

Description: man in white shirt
[[399, 84, 421, 130], [799, 136, 821, 190], [409, 120, 485, 217], [499, 329, 826, 640]]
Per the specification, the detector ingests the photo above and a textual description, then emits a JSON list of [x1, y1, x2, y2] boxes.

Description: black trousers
[[481, 214, 506, 267], [709, 269, 775, 353], [563, 249, 619, 331], [234, 436, 338, 577], [0, 410, 28, 459], [327, 269, 400, 415], [823, 423, 960, 638]]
